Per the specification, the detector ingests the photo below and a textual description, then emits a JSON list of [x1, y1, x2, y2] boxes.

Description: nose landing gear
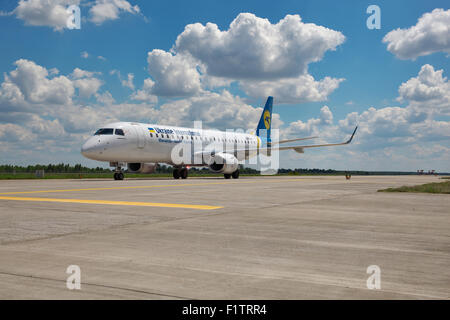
[[173, 167, 188, 179], [110, 162, 125, 180]]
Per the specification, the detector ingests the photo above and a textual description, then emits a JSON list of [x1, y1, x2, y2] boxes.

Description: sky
[[0, 0, 449, 171]]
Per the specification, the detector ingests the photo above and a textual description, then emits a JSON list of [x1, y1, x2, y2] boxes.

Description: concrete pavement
[[0, 175, 448, 299]]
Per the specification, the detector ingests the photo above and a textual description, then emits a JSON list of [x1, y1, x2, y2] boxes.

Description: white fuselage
[[81, 122, 261, 165]]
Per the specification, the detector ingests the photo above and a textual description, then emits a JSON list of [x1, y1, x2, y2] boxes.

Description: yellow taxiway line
[[0, 181, 236, 195], [0, 196, 223, 210], [0, 178, 316, 196]]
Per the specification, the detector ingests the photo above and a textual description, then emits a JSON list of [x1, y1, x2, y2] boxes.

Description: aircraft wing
[[274, 126, 358, 153], [194, 126, 357, 158], [232, 126, 358, 155], [270, 136, 318, 145]]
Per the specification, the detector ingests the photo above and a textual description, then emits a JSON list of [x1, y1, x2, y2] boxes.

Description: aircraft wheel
[[173, 169, 180, 179], [232, 170, 239, 179], [224, 173, 231, 179], [180, 168, 188, 179], [114, 172, 124, 180]]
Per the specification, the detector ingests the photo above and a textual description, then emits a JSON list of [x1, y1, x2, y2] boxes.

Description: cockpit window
[[115, 129, 125, 136], [94, 128, 114, 135]]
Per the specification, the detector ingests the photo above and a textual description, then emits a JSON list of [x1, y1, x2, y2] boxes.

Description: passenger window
[[150, 133, 153, 137]]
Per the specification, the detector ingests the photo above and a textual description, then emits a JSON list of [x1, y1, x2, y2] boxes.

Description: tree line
[[0, 163, 424, 175], [0, 164, 111, 173]]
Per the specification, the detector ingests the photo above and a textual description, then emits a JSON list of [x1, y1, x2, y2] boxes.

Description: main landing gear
[[224, 169, 239, 179], [173, 167, 188, 179], [113, 172, 124, 180]]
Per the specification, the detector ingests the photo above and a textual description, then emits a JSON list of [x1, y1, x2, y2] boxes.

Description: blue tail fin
[[256, 96, 273, 143]]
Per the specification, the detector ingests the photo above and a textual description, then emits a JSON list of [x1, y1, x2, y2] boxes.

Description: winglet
[[346, 126, 358, 144]]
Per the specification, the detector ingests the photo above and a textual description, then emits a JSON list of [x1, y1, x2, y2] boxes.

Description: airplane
[[81, 96, 357, 180]]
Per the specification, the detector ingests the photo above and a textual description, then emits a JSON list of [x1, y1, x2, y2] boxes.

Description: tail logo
[[264, 110, 271, 130]]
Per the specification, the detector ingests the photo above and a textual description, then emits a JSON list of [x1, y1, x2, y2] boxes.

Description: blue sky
[[0, 0, 449, 171]]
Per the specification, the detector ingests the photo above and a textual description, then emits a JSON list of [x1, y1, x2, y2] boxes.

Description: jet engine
[[127, 163, 157, 174], [208, 153, 238, 174]]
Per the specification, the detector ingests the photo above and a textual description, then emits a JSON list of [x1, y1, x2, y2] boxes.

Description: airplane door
[[132, 125, 145, 149]]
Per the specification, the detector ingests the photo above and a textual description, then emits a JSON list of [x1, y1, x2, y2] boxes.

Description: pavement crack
[[0, 271, 194, 300]]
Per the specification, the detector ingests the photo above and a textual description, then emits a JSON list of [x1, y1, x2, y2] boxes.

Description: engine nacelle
[[127, 163, 157, 174], [208, 153, 238, 174]]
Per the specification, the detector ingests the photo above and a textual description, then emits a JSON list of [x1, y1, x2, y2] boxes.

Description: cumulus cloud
[[157, 90, 282, 130], [95, 91, 115, 105], [0, 58, 447, 171], [398, 64, 450, 115], [73, 78, 103, 98], [0, 122, 35, 143], [0, 58, 159, 128], [335, 105, 450, 158], [121, 73, 135, 90], [0, 79, 27, 112], [130, 78, 158, 102], [54, 102, 157, 133], [71, 67, 101, 79], [282, 102, 450, 171], [69, 68, 103, 98], [1, 59, 74, 108], [110, 70, 156, 100], [0, 58, 160, 163], [27, 114, 66, 138], [241, 74, 344, 103], [0, 111, 82, 162], [141, 13, 344, 103], [175, 13, 345, 79], [337, 65, 450, 144], [340, 107, 412, 140], [383, 9, 450, 60], [12, 0, 140, 31], [284, 106, 335, 138], [89, 0, 140, 25], [13, 0, 77, 31], [0, 60, 105, 126], [145, 49, 202, 97], [281, 64, 450, 171]]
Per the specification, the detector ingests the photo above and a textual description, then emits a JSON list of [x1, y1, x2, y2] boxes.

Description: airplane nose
[[81, 139, 100, 159]]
